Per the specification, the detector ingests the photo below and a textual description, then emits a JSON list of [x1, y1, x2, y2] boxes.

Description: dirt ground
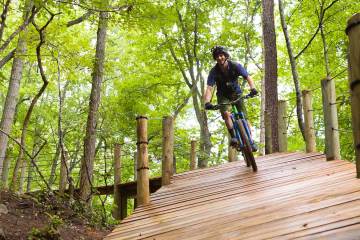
[[0, 190, 112, 240]]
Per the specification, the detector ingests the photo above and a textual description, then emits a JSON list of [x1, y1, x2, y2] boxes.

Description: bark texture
[[0, 0, 33, 181], [79, 11, 108, 202], [262, 0, 279, 152]]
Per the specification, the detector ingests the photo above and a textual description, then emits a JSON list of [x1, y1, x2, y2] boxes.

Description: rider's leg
[[218, 95, 238, 146], [221, 111, 238, 146], [221, 111, 233, 129]]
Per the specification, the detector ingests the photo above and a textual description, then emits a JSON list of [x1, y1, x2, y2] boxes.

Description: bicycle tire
[[233, 121, 251, 167], [237, 120, 257, 172]]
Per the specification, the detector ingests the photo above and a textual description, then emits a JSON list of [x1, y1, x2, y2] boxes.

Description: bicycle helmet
[[211, 45, 230, 60]]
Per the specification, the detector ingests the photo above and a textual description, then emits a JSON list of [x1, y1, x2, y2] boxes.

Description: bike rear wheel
[[237, 120, 257, 172]]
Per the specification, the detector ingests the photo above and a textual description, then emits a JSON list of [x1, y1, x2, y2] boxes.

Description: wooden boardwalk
[[105, 152, 360, 240]]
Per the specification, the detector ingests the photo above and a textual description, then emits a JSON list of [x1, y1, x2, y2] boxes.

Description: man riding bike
[[204, 46, 258, 151]]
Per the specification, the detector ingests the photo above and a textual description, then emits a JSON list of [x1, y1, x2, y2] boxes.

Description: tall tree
[[79, 9, 108, 203], [163, 2, 212, 168], [0, 0, 33, 182], [11, 8, 57, 192], [262, 0, 279, 152], [278, 0, 305, 141]]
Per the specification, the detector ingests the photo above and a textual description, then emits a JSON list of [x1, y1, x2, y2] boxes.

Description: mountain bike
[[208, 94, 258, 172]]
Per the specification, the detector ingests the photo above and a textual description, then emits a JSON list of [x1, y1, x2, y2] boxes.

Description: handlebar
[[207, 93, 256, 111]]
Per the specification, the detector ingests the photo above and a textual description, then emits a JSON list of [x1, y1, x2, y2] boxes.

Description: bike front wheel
[[237, 120, 257, 172]]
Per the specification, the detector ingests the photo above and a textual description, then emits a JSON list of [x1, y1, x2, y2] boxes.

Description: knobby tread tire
[[237, 120, 257, 172], [234, 121, 250, 167]]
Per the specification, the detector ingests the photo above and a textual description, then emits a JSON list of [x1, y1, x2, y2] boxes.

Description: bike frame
[[206, 94, 258, 171], [229, 100, 254, 149]]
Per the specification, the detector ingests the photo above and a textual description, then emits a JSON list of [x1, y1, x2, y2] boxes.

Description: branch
[[176, 8, 195, 82], [33, 9, 60, 83], [294, 0, 340, 59], [0, 0, 11, 41], [173, 91, 192, 119], [162, 30, 192, 88], [0, 48, 15, 69], [0, 128, 50, 190], [67, 10, 93, 27], [57, 0, 133, 13], [0, 6, 39, 53], [12, 8, 60, 191], [193, 9, 203, 100]]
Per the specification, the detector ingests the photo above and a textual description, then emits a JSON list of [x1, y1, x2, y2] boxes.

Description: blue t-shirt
[[207, 61, 249, 97]]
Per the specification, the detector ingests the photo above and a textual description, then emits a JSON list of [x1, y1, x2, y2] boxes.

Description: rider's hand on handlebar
[[249, 88, 258, 97], [205, 102, 214, 110]]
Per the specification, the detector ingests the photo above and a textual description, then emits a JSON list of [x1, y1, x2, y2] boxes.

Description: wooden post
[[136, 116, 150, 206], [265, 110, 273, 154], [162, 116, 174, 186], [133, 152, 137, 209], [59, 150, 69, 195], [302, 90, 317, 153], [113, 143, 126, 220], [321, 77, 340, 160], [277, 100, 288, 152], [346, 13, 360, 177], [190, 140, 197, 170]]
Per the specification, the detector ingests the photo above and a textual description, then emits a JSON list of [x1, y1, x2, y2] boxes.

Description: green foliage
[[27, 214, 63, 240], [0, 0, 358, 226]]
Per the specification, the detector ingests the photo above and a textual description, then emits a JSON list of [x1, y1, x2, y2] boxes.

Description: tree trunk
[[10, 9, 54, 191], [320, 10, 330, 77], [79, 11, 108, 203], [1, 150, 11, 189], [26, 129, 40, 192], [198, 109, 211, 168], [278, 0, 305, 141], [262, 0, 279, 152], [18, 156, 27, 193], [164, 6, 212, 168], [259, 48, 266, 156], [57, 57, 69, 193], [0, 0, 32, 182], [48, 145, 60, 187]]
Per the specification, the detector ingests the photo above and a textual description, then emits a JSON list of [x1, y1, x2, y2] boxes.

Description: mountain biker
[[204, 46, 258, 151]]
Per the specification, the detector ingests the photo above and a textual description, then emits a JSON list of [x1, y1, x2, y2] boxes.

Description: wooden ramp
[[105, 152, 360, 240]]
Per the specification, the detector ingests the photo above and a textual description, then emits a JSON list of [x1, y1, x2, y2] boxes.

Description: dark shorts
[[217, 94, 247, 118]]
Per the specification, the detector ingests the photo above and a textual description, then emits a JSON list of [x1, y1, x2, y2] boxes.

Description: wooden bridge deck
[[105, 152, 360, 240]]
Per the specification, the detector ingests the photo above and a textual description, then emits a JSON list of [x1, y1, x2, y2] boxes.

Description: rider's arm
[[204, 85, 213, 103], [245, 75, 256, 90], [235, 63, 256, 90]]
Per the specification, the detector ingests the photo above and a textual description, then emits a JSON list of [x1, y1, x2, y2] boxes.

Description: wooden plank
[[105, 153, 360, 240], [143, 153, 326, 202], [126, 157, 346, 217], [118, 159, 349, 225], [108, 172, 356, 237], [154, 184, 360, 240], [109, 167, 355, 237], [294, 221, 360, 240]]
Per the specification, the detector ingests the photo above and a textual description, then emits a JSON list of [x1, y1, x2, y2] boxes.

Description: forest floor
[[0, 190, 113, 240]]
